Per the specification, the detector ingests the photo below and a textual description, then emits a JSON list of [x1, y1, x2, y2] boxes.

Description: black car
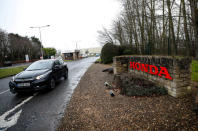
[[9, 58, 68, 94]]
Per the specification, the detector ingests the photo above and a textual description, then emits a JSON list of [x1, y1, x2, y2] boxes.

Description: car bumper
[[9, 79, 50, 94]]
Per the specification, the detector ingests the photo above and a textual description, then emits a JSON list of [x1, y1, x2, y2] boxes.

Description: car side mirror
[[54, 65, 59, 70], [23, 68, 27, 71]]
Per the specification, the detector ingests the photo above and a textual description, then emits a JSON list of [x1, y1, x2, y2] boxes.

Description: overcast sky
[[0, 0, 121, 51]]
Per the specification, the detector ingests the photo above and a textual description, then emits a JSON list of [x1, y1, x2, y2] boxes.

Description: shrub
[[101, 43, 120, 64], [124, 86, 167, 96], [119, 45, 134, 55], [123, 49, 133, 55], [121, 77, 167, 97]]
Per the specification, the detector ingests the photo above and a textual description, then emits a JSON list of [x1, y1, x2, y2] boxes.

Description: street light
[[75, 40, 81, 50], [30, 25, 50, 59]]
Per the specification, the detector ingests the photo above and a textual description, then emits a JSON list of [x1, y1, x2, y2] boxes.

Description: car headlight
[[36, 75, 43, 80], [12, 76, 15, 81], [36, 72, 50, 80]]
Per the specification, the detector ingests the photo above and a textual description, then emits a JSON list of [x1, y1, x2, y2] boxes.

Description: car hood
[[15, 69, 51, 79]]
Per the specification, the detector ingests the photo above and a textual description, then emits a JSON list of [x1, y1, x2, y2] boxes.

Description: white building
[[80, 47, 102, 55]]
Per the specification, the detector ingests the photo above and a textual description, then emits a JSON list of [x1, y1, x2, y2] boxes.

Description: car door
[[59, 59, 65, 76], [54, 60, 62, 79]]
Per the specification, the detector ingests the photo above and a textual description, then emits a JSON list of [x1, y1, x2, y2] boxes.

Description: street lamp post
[[30, 25, 50, 59]]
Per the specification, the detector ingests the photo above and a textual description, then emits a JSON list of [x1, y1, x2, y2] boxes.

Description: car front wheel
[[49, 78, 55, 89], [64, 70, 68, 80]]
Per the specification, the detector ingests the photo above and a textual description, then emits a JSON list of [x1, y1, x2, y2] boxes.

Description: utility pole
[[30, 25, 50, 59]]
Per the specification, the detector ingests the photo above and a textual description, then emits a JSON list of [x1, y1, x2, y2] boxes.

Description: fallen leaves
[[57, 64, 198, 131]]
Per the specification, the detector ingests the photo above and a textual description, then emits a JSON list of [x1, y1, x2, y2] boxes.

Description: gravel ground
[[58, 64, 198, 131]]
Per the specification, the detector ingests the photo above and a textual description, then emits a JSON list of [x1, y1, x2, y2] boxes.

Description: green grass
[[96, 58, 101, 63], [0, 66, 28, 79], [191, 60, 198, 82], [64, 60, 72, 62]]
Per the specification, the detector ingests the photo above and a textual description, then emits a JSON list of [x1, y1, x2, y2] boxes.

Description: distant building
[[62, 50, 80, 60], [80, 47, 102, 56], [62, 47, 102, 60]]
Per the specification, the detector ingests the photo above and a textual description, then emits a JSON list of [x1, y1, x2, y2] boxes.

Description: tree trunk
[[167, 0, 177, 55], [181, 0, 190, 56], [189, 0, 198, 59]]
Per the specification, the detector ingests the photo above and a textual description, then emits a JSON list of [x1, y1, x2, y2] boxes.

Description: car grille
[[15, 78, 34, 82]]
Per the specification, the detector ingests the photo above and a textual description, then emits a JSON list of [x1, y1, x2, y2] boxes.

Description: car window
[[26, 60, 53, 71], [55, 60, 61, 65], [59, 59, 64, 65]]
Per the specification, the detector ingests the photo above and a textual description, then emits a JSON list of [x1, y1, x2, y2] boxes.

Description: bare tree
[[112, 19, 125, 46], [0, 29, 9, 63], [97, 0, 198, 58], [8, 33, 41, 61], [189, 0, 198, 59], [97, 27, 115, 45]]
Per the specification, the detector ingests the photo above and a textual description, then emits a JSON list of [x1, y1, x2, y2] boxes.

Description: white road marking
[[0, 93, 37, 131], [0, 90, 9, 95]]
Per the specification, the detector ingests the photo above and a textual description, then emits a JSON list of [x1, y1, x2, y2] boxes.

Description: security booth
[[62, 50, 80, 60]]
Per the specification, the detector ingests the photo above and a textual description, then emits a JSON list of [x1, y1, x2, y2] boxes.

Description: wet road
[[0, 57, 98, 131]]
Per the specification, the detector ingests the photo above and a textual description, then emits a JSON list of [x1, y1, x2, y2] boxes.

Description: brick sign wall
[[113, 56, 192, 98]]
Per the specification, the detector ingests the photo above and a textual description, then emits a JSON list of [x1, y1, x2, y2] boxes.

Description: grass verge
[[191, 60, 198, 82], [96, 58, 101, 63], [64, 60, 72, 62], [0, 66, 28, 79]]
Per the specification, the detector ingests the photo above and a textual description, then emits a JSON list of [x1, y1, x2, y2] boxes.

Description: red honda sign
[[129, 62, 172, 80]]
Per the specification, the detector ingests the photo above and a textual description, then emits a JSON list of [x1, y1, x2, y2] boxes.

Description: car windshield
[[26, 60, 53, 71]]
